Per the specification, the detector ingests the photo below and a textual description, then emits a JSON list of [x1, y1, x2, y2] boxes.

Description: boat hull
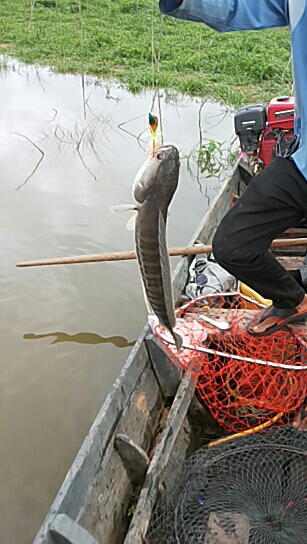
[[33, 164, 244, 544]]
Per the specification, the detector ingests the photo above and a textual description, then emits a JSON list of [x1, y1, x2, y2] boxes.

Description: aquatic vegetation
[[183, 137, 239, 191], [0, 0, 292, 105]]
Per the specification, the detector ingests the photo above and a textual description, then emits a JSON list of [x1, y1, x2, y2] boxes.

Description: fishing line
[[148, 0, 164, 148], [151, 0, 156, 93]]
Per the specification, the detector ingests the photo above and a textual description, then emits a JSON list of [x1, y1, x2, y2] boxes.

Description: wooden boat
[[33, 161, 307, 544]]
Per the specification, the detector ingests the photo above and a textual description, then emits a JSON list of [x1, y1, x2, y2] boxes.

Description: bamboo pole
[[16, 237, 307, 268]]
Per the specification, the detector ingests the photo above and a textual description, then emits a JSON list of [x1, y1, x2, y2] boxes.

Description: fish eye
[[156, 152, 164, 161]]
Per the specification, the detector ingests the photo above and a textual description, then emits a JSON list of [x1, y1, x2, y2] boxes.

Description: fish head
[[133, 145, 180, 204]]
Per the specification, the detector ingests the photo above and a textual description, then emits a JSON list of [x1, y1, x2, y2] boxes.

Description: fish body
[[133, 144, 182, 352]]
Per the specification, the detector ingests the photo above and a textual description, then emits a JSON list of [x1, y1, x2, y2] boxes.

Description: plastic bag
[[185, 254, 237, 300]]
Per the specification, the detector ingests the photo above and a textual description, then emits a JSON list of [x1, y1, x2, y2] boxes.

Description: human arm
[[159, 0, 289, 32]]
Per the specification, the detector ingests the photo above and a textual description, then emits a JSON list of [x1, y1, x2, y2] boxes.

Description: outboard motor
[[234, 103, 267, 154], [234, 96, 295, 175]]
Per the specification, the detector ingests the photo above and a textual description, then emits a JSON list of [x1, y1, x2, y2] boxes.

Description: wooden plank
[[161, 415, 192, 488], [114, 434, 149, 485], [124, 373, 196, 544], [77, 361, 163, 544], [145, 334, 182, 397], [49, 515, 100, 544], [282, 227, 307, 236], [276, 255, 304, 272], [274, 247, 307, 257], [76, 441, 131, 544]]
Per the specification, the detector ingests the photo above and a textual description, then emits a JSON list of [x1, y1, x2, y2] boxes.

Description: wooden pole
[[16, 237, 307, 268], [16, 244, 212, 267]]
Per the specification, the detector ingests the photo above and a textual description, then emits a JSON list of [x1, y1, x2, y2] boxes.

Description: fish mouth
[[151, 144, 178, 163]]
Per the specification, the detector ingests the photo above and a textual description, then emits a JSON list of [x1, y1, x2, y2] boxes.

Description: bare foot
[[292, 407, 307, 431], [296, 294, 307, 314], [250, 314, 281, 334], [249, 294, 307, 335]]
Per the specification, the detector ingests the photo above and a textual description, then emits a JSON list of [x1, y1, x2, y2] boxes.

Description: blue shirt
[[159, 0, 307, 181]]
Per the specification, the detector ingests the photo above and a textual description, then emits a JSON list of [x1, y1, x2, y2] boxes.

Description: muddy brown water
[[0, 56, 235, 543]]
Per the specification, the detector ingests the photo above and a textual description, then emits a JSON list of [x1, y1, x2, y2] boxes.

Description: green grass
[[0, 0, 292, 105]]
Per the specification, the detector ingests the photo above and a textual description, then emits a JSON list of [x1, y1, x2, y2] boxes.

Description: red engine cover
[[267, 96, 294, 130], [258, 132, 294, 166], [258, 96, 295, 166], [258, 134, 276, 166]]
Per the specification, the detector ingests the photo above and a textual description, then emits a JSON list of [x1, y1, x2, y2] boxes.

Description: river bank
[[1, 0, 292, 106]]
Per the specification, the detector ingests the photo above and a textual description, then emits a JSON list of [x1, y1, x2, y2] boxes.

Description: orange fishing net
[[153, 293, 307, 433]]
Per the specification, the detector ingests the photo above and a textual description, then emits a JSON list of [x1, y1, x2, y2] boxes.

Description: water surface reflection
[[0, 56, 235, 543], [24, 332, 136, 347]]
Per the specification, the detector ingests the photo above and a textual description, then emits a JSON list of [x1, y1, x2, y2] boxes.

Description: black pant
[[212, 157, 307, 309]]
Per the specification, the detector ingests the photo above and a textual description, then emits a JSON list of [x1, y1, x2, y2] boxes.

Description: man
[[159, 0, 307, 429]]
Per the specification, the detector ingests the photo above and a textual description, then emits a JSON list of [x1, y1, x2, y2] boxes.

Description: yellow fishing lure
[[148, 112, 159, 152]]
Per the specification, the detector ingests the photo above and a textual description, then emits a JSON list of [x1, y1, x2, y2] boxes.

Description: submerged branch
[[50, 114, 112, 181], [76, 139, 99, 182], [45, 108, 58, 123], [11, 133, 45, 190], [118, 114, 148, 150]]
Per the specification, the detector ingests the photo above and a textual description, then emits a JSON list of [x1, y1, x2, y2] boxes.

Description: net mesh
[[153, 293, 307, 433], [146, 426, 307, 544]]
